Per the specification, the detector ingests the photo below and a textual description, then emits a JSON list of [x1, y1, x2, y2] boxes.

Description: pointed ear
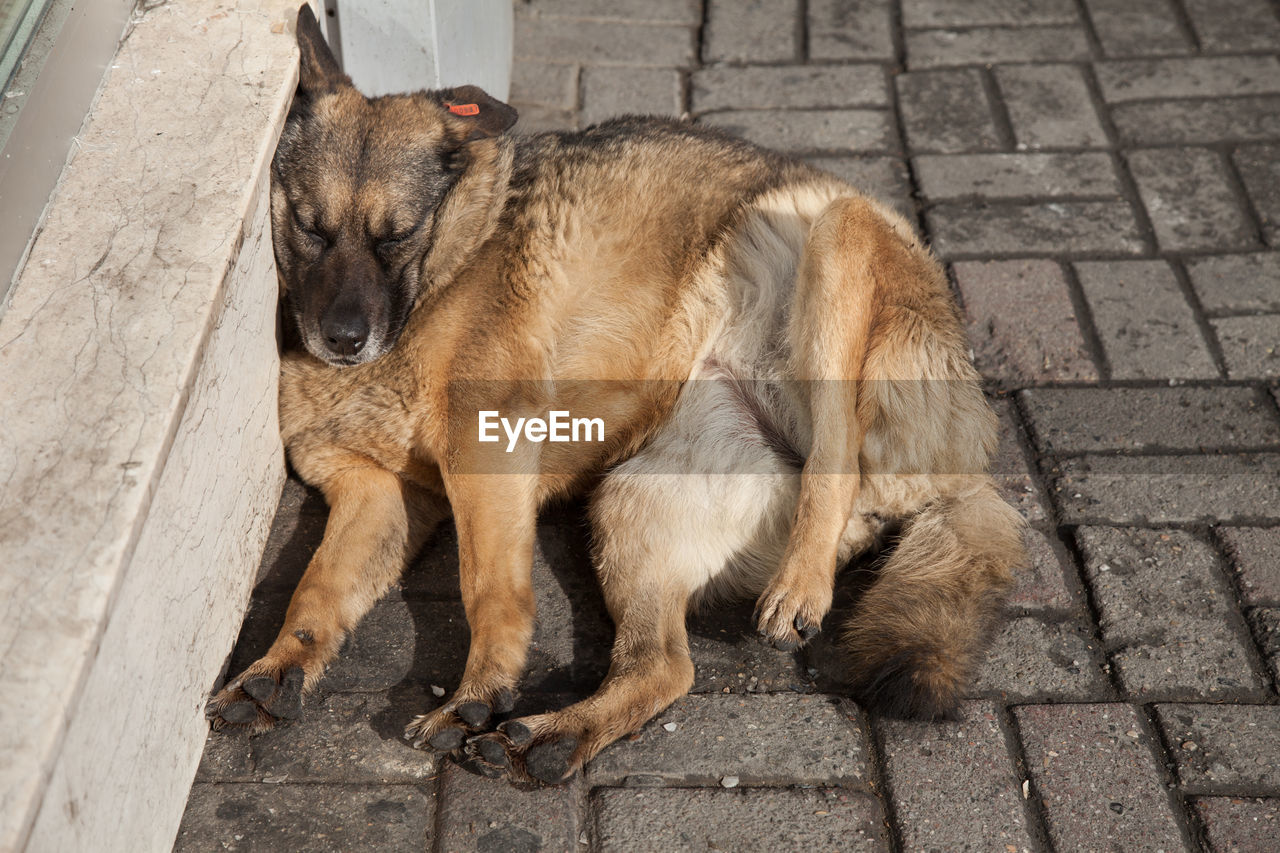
[[435, 85, 519, 141], [296, 4, 348, 95]]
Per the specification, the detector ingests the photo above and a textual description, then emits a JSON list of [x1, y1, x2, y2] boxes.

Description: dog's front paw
[[205, 663, 306, 733], [464, 716, 583, 785], [404, 685, 516, 752], [754, 580, 830, 651]]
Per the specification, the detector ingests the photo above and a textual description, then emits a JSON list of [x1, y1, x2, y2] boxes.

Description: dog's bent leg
[[406, 472, 539, 752], [207, 460, 445, 731]]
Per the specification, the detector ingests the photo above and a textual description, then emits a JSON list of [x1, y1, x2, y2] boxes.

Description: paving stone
[[914, 152, 1119, 200], [580, 66, 682, 125], [972, 615, 1111, 701], [1076, 527, 1265, 699], [510, 61, 579, 111], [1128, 148, 1256, 252], [174, 783, 433, 852], [897, 69, 1003, 153], [1112, 98, 1280, 146], [1213, 316, 1280, 380], [1218, 527, 1280, 606], [248, 691, 439, 783], [991, 398, 1049, 522], [1234, 144, 1280, 246], [403, 520, 463, 599], [804, 156, 912, 216], [1155, 704, 1280, 792], [687, 602, 807, 695], [1053, 454, 1280, 525], [1247, 607, 1280, 683], [592, 788, 887, 851], [1020, 386, 1280, 454], [1007, 527, 1080, 612], [253, 477, 327, 591], [905, 25, 1090, 68], [691, 65, 887, 113], [585, 693, 868, 786], [1083, 0, 1194, 56], [954, 259, 1097, 384], [437, 763, 581, 853], [699, 109, 896, 154], [1074, 260, 1218, 380], [1014, 703, 1188, 853], [927, 201, 1144, 257], [807, 0, 894, 61], [1096, 56, 1280, 103], [514, 14, 696, 67], [995, 64, 1109, 149], [1185, 253, 1280, 315], [195, 730, 255, 782], [703, 0, 801, 64], [878, 700, 1034, 852], [1193, 797, 1280, 853], [1182, 0, 1280, 52], [902, 0, 1079, 28], [523, 0, 701, 24], [512, 104, 578, 133]]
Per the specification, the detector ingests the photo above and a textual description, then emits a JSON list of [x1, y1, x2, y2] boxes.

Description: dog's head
[[271, 5, 518, 366]]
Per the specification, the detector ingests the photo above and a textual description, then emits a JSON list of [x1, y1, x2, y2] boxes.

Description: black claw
[[474, 738, 509, 767], [219, 701, 258, 724], [525, 736, 579, 785], [474, 759, 506, 778], [794, 616, 820, 641], [773, 635, 799, 652], [498, 720, 533, 746], [265, 667, 305, 720], [243, 675, 277, 703], [428, 727, 465, 751], [457, 701, 492, 728], [493, 687, 517, 714]]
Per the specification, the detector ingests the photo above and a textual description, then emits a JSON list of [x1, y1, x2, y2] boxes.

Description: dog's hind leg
[[206, 456, 447, 731]]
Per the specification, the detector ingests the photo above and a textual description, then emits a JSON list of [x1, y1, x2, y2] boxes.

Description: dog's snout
[[320, 301, 370, 358]]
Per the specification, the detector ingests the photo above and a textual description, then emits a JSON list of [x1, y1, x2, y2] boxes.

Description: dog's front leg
[[406, 470, 538, 755]]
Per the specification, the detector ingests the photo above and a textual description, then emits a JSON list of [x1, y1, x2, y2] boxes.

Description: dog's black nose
[[320, 309, 369, 357]]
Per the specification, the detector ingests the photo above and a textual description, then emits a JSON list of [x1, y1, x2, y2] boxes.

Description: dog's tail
[[841, 480, 1023, 718]]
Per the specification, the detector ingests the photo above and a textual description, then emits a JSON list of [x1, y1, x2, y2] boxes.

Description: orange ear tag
[[448, 103, 480, 116]]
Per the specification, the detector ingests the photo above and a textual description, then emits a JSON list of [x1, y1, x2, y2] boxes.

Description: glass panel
[[1, 0, 52, 93]]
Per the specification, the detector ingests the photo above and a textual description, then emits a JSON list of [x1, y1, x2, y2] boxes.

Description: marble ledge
[[0, 1, 300, 850]]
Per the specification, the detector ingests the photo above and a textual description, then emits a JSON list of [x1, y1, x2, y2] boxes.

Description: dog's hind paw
[[463, 716, 585, 785], [206, 664, 305, 733]]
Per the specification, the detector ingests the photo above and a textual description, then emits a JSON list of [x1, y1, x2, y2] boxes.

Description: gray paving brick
[[174, 783, 433, 852], [807, 0, 894, 61], [954, 259, 1097, 384], [195, 730, 254, 782], [585, 693, 868, 787], [1213, 316, 1280, 380], [804, 156, 912, 216], [687, 603, 807, 694], [1218, 527, 1280, 606], [973, 615, 1111, 701], [906, 25, 1089, 68], [1235, 144, 1280, 246], [995, 64, 1109, 149], [1053, 454, 1280, 524], [878, 700, 1034, 852], [510, 61, 579, 111], [1185, 253, 1280, 315], [514, 13, 696, 67], [580, 66, 681, 125], [699, 109, 896, 154], [991, 398, 1050, 522], [512, 104, 578, 133], [1077, 527, 1266, 700], [1074, 260, 1217, 380], [404, 521, 463, 599], [927, 201, 1144, 257], [1083, 0, 1195, 57], [1182, 0, 1280, 52], [897, 69, 1002, 153], [592, 788, 888, 851], [437, 763, 581, 853], [1128, 148, 1256, 252], [915, 152, 1120, 200], [253, 476, 326, 591], [1007, 527, 1080, 612], [1155, 704, 1280, 792], [1248, 607, 1280, 683], [1113, 98, 1280, 146], [1096, 56, 1280, 103], [524, 0, 701, 25], [1014, 703, 1189, 853], [1020, 387, 1280, 454], [902, 0, 1079, 28], [703, 0, 801, 64], [691, 65, 887, 113], [1193, 797, 1280, 853]]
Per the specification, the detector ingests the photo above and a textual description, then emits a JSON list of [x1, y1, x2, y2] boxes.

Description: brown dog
[[206, 6, 1026, 784]]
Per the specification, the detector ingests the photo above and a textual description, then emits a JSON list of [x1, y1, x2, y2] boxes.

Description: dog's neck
[[417, 137, 515, 305]]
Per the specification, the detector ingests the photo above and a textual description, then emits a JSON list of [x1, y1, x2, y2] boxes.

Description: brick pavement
[[177, 1, 1280, 850]]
